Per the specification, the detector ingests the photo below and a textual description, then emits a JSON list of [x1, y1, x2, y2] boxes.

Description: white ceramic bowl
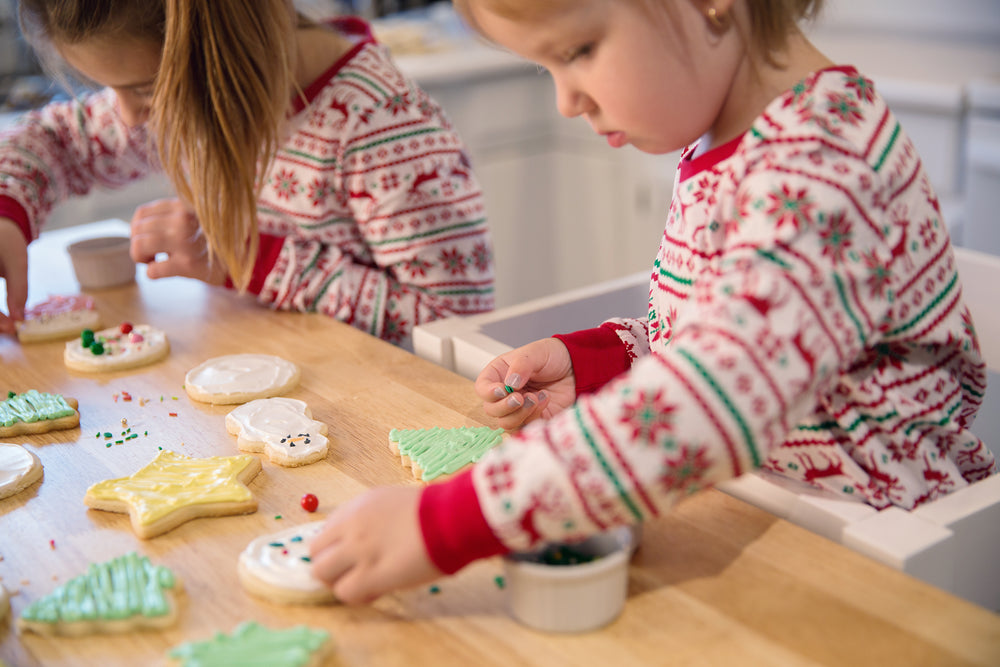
[[67, 235, 135, 290], [503, 525, 636, 633]]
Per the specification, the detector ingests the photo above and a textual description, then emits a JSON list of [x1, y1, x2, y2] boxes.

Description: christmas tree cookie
[[168, 621, 332, 667], [0, 390, 79, 438], [18, 551, 180, 636], [388, 426, 505, 481]]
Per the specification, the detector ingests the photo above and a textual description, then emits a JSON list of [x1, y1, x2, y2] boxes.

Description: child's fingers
[[309, 541, 352, 587]]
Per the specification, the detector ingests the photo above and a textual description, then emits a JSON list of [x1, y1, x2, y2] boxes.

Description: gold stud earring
[[707, 7, 726, 29]]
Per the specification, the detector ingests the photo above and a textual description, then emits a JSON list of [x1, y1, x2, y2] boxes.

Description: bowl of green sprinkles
[[503, 525, 635, 633]]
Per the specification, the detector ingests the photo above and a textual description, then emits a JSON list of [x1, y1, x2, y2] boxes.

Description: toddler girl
[[309, 0, 996, 603]]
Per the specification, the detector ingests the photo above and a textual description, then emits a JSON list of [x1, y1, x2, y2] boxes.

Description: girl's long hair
[[19, 0, 298, 290]]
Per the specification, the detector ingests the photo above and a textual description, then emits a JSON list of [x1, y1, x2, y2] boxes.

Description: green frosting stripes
[[390, 426, 505, 481], [0, 390, 74, 427], [168, 621, 330, 667], [20, 552, 176, 624]]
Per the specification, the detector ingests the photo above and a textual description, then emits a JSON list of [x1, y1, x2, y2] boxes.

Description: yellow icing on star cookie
[[84, 449, 262, 539]]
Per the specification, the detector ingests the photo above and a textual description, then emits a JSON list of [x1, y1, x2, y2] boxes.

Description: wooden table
[[1, 221, 999, 667]]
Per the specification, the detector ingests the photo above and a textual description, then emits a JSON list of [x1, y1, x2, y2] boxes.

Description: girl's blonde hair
[[453, 0, 824, 60], [18, 0, 299, 290]]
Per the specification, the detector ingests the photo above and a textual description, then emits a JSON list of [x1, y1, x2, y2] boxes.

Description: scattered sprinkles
[[494, 575, 505, 589], [49, 540, 55, 550], [429, 585, 441, 595]]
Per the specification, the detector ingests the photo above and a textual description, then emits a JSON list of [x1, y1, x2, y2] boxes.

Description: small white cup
[[67, 236, 135, 290], [503, 525, 635, 633]]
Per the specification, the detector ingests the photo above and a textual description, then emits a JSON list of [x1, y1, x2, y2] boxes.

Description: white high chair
[[720, 246, 1000, 611]]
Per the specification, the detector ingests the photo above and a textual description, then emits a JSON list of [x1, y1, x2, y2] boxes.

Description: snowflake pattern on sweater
[[469, 67, 996, 553], [0, 19, 494, 348]]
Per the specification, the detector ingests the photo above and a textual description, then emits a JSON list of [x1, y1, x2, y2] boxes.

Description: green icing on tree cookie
[[20, 551, 176, 624], [390, 426, 505, 480], [0, 390, 74, 427], [168, 621, 330, 667]]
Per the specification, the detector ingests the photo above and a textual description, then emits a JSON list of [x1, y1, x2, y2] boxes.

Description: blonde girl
[[0, 0, 494, 347], [307, 0, 995, 604]]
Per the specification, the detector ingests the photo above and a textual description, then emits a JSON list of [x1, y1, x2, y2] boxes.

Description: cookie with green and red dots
[[64, 322, 169, 373]]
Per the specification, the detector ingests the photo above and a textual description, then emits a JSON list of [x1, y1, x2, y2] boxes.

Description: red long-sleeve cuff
[[0, 196, 32, 244], [418, 468, 508, 575], [553, 324, 631, 395], [224, 233, 284, 293]]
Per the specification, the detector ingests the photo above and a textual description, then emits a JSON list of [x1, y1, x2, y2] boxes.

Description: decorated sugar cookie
[[168, 621, 332, 667], [16, 294, 100, 343], [18, 551, 180, 636], [185, 353, 300, 405], [64, 322, 169, 373], [0, 443, 43, 501], [225, 398, 329, 467], [0, 390, 79, 438], [84, 449, 263, 539], [238, 522, 337, 605], [389, 426, 506, 482]]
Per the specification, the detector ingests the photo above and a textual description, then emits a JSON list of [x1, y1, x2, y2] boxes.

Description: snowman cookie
[[225, 398, 329, 467], [64, 322, 169, 373], [237, 522, 336, 605], [185, 354, 300, 405]]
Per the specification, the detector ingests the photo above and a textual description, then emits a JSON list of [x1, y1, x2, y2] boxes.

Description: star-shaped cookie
[[225, 397, 329, 467], [84, 449, 262, 539]]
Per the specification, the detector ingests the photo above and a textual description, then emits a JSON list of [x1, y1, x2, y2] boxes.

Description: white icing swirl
[[226, 398, 328, 463], [185, 354, 298, 397], [239, 522, 327, 593], [0, 443, 38, 492], [64, 324, 167, 365]]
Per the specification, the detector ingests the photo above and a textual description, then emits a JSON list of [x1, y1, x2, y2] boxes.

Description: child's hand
[[129, 198, 227, 285], [0, 217, 28, 336], [310, 486, 442, 604], [474, 337, 576, 429]]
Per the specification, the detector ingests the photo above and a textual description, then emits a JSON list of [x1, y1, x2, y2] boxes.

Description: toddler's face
[[470, 0, 745, 155], [57, 36, 161, 128]]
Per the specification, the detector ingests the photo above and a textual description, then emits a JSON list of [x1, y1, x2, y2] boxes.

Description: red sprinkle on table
[[168, 412, 178, 417], [300, 494, 319, 513]]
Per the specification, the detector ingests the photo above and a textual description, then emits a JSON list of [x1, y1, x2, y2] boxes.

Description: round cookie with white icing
[[0, 443, 43, 501], [226, 398, 329, 467], [185, 354, 300, 405], [238, 522, 337, 605], [64, 323, 169, 373]]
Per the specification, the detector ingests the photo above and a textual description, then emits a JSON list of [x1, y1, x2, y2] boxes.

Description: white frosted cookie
[[64, 323, 169, 373], [0, 443, 43, 501], [225, 398, 329, 467], [237, 522, 337, 605], [185, 354, 300, 405], [18, 551, 180, 636], [16, 294, 100, 343]]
